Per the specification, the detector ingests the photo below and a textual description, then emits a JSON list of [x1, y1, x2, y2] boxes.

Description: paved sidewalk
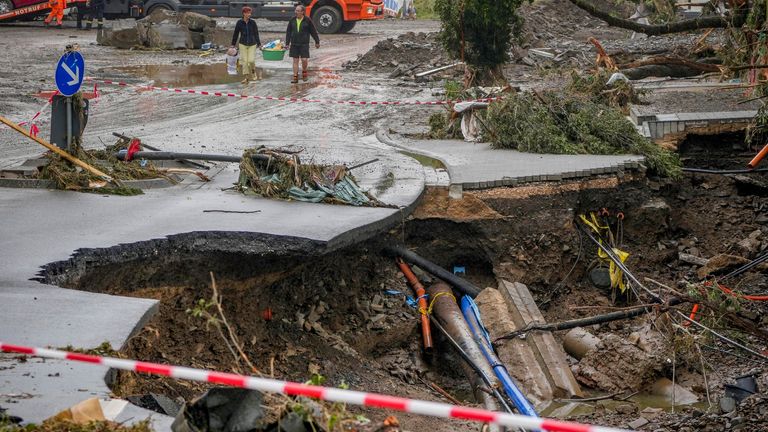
[[378, 130, 645, 190]]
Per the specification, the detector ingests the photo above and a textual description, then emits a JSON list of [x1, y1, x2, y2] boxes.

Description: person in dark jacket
[[285, 4, 319, 83], [76, 1, 91, 30], [86, 0, 105, 29], [231, 6, 262, 83]]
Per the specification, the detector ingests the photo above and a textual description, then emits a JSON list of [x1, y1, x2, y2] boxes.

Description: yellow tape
[[419, 291, 457, 316]]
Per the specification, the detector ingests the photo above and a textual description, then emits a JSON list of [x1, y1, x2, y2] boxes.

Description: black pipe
[[112, 132, 210, 170], [115, 151, 271, 163], [386, 245, 482, 298], [682, 167, 768, 174], [493, 299, 683, 342]]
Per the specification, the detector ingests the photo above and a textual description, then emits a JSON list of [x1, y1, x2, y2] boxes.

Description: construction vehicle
[[150, 0, 385, 34], [0, 0, 383, 33]]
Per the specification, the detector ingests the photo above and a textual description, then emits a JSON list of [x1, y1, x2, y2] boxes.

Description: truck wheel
[[339, 20, 356, 33], [312, 5, 342, 34], [0, 0, 13, 15], [147, 3, 174, 14]]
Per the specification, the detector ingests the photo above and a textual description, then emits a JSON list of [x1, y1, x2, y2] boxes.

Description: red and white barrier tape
[[85, 77, 501, 107], [0, 342, 626, 432]]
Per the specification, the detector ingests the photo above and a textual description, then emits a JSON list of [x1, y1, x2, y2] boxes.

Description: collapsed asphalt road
[[0, 18, 442, 426]]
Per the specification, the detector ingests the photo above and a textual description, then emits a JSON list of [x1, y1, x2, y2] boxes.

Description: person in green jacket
[[285, 5, 320, 83]]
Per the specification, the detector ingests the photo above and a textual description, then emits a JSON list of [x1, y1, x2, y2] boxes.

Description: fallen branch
[[0, 114, 115, 184], [492, 302, 677, 343], [555, 391, 624, 403], [618, 56, 720, 73], [567, 0, 746, 35]]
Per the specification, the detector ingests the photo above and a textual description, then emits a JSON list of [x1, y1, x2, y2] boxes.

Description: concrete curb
[[375, 128, 645, 191]]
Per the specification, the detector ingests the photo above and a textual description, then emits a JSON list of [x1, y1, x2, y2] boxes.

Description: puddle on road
[[399, 150, 447, 170], [108, 63, 269, 87]]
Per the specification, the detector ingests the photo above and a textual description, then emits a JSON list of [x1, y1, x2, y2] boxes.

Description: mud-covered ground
[[4, 2, 768, 430], [41, 136, 768, 431]]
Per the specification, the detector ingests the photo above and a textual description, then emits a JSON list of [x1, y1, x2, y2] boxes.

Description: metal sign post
[[54, 48, 85, 152]]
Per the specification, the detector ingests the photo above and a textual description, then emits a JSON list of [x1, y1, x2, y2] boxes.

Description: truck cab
[[119, 0, 383, 33]]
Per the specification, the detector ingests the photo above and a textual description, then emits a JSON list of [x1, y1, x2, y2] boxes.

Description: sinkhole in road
[[38, 148, 768, 427]]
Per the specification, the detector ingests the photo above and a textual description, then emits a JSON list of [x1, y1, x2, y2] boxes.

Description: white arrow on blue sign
[[55, 51, 85, 97]]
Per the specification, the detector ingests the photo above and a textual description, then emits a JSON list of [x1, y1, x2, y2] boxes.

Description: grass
[[413, 0, 437, 19]]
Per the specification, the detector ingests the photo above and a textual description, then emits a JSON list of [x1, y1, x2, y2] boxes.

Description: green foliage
[[484, 92, 682, 178], [413, 0, 436, 19], [434, 0, 526, 71], [444, 80, 464, 101], [567, 70, 645, 113], [428, 112, 462, 139]]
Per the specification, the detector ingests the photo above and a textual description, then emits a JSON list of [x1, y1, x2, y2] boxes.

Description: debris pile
[[236, 148, 378, 206], [39, 136, 168, 195], [98, 10, 216, 49], [482, 91, 682, 177], [343, 32, 456, 80]]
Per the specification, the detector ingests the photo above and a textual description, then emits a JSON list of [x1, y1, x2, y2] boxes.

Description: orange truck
[[136, 0, 385, 34], [1, 0, 384, 33]]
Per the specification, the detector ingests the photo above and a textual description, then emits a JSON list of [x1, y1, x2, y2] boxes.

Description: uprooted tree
[[434, 0, 527, 86]]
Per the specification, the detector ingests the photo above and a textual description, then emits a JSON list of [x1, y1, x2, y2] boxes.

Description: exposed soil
[[44, 140, 768, 430]]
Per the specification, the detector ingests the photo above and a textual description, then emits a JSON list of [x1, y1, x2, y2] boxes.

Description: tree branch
[[567, 0, 744, 35]]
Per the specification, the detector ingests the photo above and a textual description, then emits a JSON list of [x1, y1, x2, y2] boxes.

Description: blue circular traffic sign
[[55, 51, 85, 97]]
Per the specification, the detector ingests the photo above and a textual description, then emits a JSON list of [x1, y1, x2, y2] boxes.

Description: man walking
[[88, 0, 105, 29], [231, 6, 261, 84], [76, 0, 90, 29], [285, 5, 319, 83], [44, 0, 64, 28]]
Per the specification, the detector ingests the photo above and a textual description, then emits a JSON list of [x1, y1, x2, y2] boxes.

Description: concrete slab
[[0, 283, 158, 349], [377, 132, 644, 189], [499, 280, 583, 400]]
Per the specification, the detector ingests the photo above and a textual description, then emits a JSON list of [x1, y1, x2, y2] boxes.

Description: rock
[[679, 252, 707, 266], [589, 267, 612, 290], [628, 417, 649, 429], [737, 229, 763, 256], [180, 11, 215, 31], [147, 23, 194, 49], [615, 403, 638, 415], [563, 327, 601, 360], [139, 8, 179, 25], [640, 407, 663, 419], [697, 254, 750, 279], [649, 378, 700, 405], [190, 31, 205, 49], [720, 396, 737, 413], [574, 326, 669, 392], [277, 412, 308, 432], [624, 198, 671, 239], [97, 19, 140, 49]]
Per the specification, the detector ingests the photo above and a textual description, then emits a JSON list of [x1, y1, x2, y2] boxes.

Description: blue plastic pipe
[[460, 296, 539, 418]]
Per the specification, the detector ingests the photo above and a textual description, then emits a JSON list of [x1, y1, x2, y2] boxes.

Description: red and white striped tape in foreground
[[85, 77, 501, 107], [0, 342, 627, 432]]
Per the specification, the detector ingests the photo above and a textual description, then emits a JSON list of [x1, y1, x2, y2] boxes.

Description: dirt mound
[[343, 32, 452, 79]]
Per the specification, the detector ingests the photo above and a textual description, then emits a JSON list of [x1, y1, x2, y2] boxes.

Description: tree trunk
[[567, 0, 746, 35]]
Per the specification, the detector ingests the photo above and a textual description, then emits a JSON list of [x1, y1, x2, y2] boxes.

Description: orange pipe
[[707, 280, 768, 301], [397, 259, 434, 353], [683, 303, 700, 327], [747, 143, 768, 169]]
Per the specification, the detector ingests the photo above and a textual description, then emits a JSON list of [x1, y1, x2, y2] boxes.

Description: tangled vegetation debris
[[482, 91, 682, 178], [567, 70, 644, 113], [40, 137, 169, 196], [236, 147, 379, 206], [0, 419, 151, 432]]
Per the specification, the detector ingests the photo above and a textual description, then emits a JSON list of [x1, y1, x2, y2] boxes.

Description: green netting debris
[[483, 91, 682, 178], [236, 148, 380, 206], [39, 137, 170, 195]]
